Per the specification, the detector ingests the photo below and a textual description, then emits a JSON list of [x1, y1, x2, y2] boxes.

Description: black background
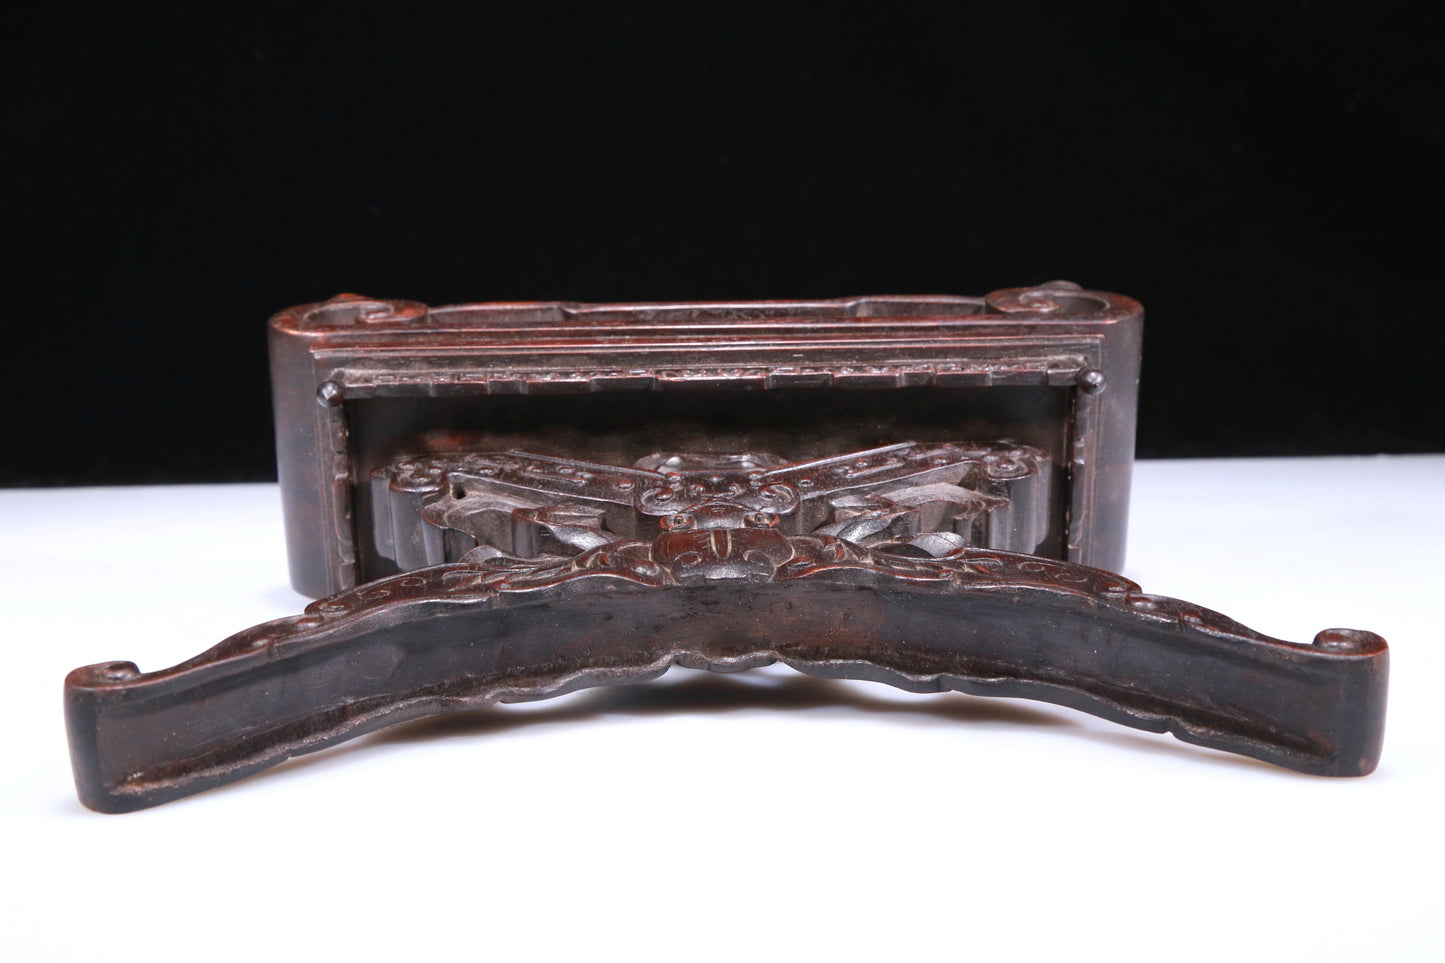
[[7, 2, 1442, 486]]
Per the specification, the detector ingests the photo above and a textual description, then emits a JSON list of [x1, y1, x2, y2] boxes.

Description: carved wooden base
[[66, 526, 1387, 812]]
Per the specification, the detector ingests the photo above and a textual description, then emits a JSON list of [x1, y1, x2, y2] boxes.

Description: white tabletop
[[4, 455, 1442, 961]]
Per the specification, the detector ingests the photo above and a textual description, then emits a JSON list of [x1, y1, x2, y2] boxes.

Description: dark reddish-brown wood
[[64, 284, 1389, 812], [268, 282, 1143, 596]]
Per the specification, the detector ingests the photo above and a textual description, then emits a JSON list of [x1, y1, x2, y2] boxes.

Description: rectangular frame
[[269, 285, 1142, 598]]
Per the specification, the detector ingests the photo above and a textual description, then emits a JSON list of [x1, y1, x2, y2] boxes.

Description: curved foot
[[65, 537, 1388, 812]]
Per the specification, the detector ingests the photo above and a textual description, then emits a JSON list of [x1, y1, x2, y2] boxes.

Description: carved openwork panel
[[371, 441, 1050, 572]]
